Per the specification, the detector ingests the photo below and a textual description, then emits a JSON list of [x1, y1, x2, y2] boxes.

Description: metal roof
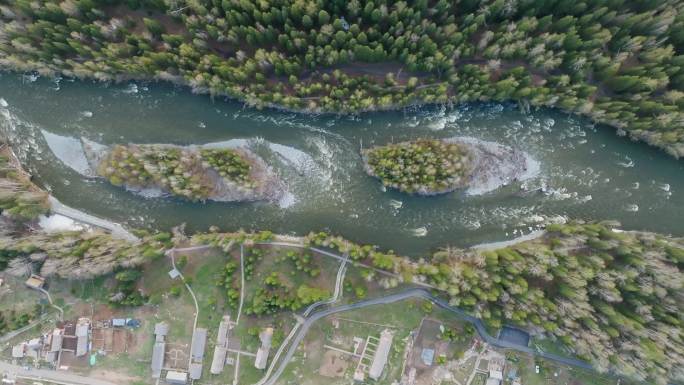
[[112, 319, 126, 327], [191, 328, 207, 362], [151, 342, 165, 378], [154, 322, 169, 336], [50, 331, 63, 353], [259, 327, 273, 349], [76, 336, 88, 357], [75, 323, 89, 337], [165, 370, 187, 384], [189, 362, 203, 380], [254, 347, 269, 370], [369, 329, 393, 380], [421, 348, 435, 366], [216, 316, 231, 347], [210, 346, 227, 374]]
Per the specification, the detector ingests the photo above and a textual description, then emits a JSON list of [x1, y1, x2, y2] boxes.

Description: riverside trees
[[0, 146, 49, 222], [0, 1, 683, 156], [303, 223, 684, 384]]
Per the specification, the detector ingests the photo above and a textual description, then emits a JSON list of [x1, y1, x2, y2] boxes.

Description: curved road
[[264, 288, 593, 385], [168, 240, 593, 385]]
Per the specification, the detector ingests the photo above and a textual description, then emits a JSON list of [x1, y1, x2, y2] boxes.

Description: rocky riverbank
[[449, 137, 539, 196], [362, 137, 537, 196]]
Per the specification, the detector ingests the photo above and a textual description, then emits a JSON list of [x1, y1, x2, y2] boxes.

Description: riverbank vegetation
[[1, 1, 684, 156], [0, 305, 42, 334], [0, 143, 49, 222], [363, 139, 471, 194], [0, 229, 169, 279], [303, 223, 684, 384], [0, 142, 680, 383], [1, 213, 681, 382], [97, 144, 272, 201]]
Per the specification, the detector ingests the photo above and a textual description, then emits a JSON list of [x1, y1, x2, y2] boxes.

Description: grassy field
[[512, 353, 624, 385], [0, 274, 44, 313], [274, 298, 434, 385]]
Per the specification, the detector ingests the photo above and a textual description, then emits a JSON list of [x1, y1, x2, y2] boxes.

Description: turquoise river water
[[0, 73, 682, 255]]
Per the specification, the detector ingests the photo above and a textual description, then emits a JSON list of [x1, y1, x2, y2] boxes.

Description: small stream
[[1, 72, 682, 255]]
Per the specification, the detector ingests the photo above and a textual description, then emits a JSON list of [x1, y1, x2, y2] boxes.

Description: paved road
[[263, 288, 593, 385], [264, 241, 441, 290], [303, 253, 348, 317], [0, 361, 117, 385], [168, 240, 593, 385]]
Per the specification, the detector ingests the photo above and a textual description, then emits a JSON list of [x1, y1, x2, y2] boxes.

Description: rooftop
[[165, 370, 187, 384], [151, 342, 165, 378], [210, 346, 227, 374], [191, 328, 208, 362], [154, 322, 169, 337], [369, 329, 393, 380], [25, 274, 45, 289], [12, 344, 25, 358], [421, 348, 435, 366], [189, 362, 203, 380]]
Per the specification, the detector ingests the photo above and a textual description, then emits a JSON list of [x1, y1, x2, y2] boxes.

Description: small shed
[[126, 319, 141, 328], [27, 338, 41, 349], [165, 370, 187, 384], [112, 318, 127, 327], [168, 268, 181, 279], [25, 274, 45, 289]]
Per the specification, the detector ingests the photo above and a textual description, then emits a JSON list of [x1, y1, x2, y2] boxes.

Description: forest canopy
[[0, 0, 683, 156]]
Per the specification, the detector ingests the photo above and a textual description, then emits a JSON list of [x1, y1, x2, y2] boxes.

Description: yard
[[275, 298, 434, 385], [512, 354, 624, 385]]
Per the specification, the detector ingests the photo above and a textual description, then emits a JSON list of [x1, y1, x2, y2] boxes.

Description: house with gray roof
[[191, 328, 207, 362]]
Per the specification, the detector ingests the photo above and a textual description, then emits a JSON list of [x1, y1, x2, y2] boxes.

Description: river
[[1, 73, 682, 255]]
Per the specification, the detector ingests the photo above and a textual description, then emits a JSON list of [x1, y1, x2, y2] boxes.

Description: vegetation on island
[[200, 148, 251, 185], [98, 144, 257, 201], [363, 139, 471, 194], [0, 145, 49, 222], [0, 140, 680, 383], [1, 1, 684, 156]]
